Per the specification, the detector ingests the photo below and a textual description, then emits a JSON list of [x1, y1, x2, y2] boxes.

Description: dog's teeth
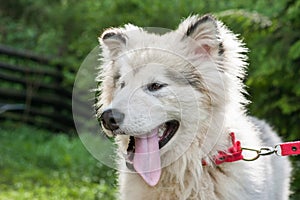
[[158, 124, 166, 137], [158, 129, 164, 137]]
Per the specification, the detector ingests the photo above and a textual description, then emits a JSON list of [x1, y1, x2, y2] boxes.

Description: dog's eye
[[147, 83, 167, 92]]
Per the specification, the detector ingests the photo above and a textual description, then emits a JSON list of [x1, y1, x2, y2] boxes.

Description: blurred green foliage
[[0, 0, 299, 199], [0, 122, 117, 199], [0, 0, 299, 140]]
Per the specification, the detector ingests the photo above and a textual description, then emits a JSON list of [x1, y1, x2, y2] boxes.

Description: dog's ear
[[99, 29, 126, 58], [178, 15, 222, 56]]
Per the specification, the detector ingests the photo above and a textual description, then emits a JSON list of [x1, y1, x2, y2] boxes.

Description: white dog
[[96, 14, 291, 200]]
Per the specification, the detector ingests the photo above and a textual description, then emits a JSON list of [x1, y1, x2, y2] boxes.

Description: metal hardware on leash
[[242, 147, 277, 161]]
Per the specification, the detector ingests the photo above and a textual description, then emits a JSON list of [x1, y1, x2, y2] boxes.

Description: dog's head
[[96, 15, 247, 186]]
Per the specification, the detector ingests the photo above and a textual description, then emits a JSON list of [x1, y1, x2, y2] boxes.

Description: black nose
[[100, 109, 124, 131]]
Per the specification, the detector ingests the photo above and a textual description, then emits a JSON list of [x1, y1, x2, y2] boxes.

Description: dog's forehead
[[115, 31, 189, 82], [118, 48, 171, 72], [118, 59, 170, 81]]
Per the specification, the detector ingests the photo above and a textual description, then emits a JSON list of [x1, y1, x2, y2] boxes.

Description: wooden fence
[[0, 44, 76, 132]]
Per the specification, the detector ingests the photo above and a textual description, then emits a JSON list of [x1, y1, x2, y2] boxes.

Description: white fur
[[96, 14, 291, 200]]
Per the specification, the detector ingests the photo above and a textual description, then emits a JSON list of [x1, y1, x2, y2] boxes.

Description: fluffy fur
[[96, 14, 291, 200]]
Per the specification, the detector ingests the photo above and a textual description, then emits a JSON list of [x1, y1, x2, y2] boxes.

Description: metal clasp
[[242, 147, 276, 161], [259, 147, 275, 156]]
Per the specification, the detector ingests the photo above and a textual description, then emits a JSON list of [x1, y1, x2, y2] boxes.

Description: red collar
[[202, 132, 243, 166]]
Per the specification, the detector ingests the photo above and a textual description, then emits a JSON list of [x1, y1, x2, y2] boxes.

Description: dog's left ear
[[178, 15, 223, 56], [99, 29, 126, 58]]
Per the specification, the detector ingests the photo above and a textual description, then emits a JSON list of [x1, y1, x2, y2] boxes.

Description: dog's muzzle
[[100, 109, 124, 131]]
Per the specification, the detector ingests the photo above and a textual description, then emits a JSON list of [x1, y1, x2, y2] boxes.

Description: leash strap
[[203, 133, 300, 165], [242, 140, 300, 161], [276, 141, 300, 156]]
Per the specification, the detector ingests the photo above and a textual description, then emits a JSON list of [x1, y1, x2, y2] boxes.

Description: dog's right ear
[[178, 15, 221, 57], [99, 29, 126, 58]]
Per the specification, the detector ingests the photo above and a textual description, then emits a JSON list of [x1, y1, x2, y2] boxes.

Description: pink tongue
[[133, 128, 161, 186]]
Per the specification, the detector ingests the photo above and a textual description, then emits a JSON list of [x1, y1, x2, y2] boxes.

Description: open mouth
[[157, 120, 180, 149], [125, 120, 179, 170]]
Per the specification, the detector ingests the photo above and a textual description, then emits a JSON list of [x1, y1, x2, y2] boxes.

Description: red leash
[[203, 132, 300, 166], [277, 141, 300, 156]]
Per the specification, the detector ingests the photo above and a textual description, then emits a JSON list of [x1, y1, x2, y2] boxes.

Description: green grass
[[0, 122, 117, 200]]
